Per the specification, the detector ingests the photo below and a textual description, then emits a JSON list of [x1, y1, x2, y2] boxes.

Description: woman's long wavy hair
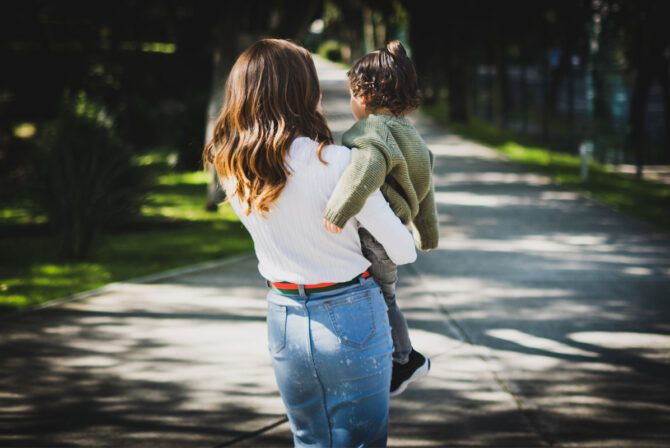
[[203, 39, 333, 216]]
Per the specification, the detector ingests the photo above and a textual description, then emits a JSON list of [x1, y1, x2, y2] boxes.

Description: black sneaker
[[389, 349, 430, 397]]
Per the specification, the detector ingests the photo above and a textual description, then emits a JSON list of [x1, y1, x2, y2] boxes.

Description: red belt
[[269, 271, 371, 295]]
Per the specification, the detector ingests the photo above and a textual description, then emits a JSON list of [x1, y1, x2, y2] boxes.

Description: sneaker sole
[[389, 357, 431, 398]]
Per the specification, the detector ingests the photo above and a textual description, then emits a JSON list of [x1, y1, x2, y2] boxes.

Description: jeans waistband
[[267, 271, 371, 296]]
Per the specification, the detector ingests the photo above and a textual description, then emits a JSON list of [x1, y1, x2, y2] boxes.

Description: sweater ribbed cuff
[[412, 221, 439, 251], [323, 208, 352, 229], [416, 236, 439, 251]]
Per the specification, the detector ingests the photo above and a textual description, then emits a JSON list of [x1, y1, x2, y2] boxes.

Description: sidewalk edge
[[0, 251, 255, 322]]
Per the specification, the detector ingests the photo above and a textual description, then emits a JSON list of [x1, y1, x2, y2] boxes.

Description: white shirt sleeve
[[354, 189, 417, 265]]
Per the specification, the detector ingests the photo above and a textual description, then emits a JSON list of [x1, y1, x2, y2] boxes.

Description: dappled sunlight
[[551, 234, 609, 245], [621, 266, 654, 276], [400, 107, 670, 445], [569, 331, 670, 359], [435, 191, 536, 207], [2, 49, 669, 448], [417, 140, 504, 160], [0, 307, 284, 442], [435, 235, 670, 262], [0, 255, 291, 445], [442, 171, 552, 186], [407, 328, 465, 356], [388, 340, 548, 447], [487, 329, 598, 357], [541, 191, 581, 201], [413, 275, 572, 304]]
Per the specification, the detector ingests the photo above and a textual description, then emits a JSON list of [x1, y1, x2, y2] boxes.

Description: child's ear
[[353, 94, 368, 108]]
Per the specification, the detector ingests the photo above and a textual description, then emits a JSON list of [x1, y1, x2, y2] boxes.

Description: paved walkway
[[1, 56, 670, 447]]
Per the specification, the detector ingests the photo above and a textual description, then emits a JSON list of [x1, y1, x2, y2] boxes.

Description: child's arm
[[412, 180, 439, 250], [412, 151, 439, 250], [323, 135, 389, 230]]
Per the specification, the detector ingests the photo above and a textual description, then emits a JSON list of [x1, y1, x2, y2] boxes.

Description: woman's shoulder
[[290, 137, 351, 166], [322, 143, 352, 164]]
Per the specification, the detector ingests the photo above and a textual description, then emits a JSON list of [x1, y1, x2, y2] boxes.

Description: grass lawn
[[420, 105, 670, 232], [0, 153, 253, 313]]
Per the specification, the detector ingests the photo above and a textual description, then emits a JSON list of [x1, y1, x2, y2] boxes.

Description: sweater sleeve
[[323, 137, 389, 228], [412, 180, 439, 250], [412, 150, 440, 250]]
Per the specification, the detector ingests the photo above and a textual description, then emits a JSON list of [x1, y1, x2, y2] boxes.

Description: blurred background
[[1, 0, 669, 311]]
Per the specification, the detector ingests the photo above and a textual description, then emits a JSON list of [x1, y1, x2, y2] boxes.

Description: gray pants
[[359, 227, 412, 364]]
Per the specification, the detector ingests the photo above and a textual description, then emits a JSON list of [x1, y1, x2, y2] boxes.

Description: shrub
[[318, 40, 343, 62], [27, 93, 148, 260]]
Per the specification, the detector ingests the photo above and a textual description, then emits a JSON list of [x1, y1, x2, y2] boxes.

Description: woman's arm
[[323, 140, 389, 229], [355, 189, 417, 265]]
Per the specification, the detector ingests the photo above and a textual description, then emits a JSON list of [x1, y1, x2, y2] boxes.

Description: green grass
[[0, 153, 253, 313], [420, 109, 670, 231]]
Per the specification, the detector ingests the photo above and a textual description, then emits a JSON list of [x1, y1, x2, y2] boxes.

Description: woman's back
[[227, 137, 416, 284]]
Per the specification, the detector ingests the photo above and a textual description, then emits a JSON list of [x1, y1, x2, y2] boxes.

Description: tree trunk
[[591, 66, 610, 124], [494, 37, 510, 128], [567, 59, 575, 127], [540, 21, 550, 150], [541, 54, 550, 148], [445, 26, 469, 124], [521, 63, 528, 133], [628, 66, 652, 178], [341, 1, 364, 63], [447, 51, 469, 123], [374, 13, 386, 49], [655, 52, 670, 158], [205, 46, 232, 210], [549, 47, 571, 120], [362, 7, 374, 54]]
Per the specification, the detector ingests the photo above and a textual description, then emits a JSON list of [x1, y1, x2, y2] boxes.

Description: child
[[323, 40, 439, 396]]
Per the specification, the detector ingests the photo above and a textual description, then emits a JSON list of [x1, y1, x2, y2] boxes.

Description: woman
[[203, 38, 416, 447]]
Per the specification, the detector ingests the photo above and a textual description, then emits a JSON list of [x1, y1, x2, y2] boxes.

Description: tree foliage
[[402, 0, 669, 167]]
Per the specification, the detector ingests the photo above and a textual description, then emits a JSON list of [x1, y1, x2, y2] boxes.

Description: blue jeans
[[266, 276, 393, 448]]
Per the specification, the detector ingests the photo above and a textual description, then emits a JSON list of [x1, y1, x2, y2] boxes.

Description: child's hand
[[323, 219, 342, 234]]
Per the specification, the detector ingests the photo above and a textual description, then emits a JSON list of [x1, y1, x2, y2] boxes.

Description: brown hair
[[203, 39, 333, 215], [347, 40, 421, 116]]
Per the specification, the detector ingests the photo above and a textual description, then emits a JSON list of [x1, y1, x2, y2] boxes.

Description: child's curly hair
[[347, 40, 421, 116]]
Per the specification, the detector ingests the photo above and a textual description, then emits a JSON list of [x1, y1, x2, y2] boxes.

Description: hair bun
[[386, 40, 407, 58]]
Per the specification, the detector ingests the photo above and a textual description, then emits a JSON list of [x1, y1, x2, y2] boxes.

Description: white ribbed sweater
[[226, 137, 417, 284]]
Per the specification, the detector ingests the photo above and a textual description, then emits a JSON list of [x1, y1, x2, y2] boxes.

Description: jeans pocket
[[267, 303, 287, 354], [325, 291, 376, 349]]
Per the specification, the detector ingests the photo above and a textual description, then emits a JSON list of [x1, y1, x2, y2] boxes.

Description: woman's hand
[[323, 218, 342, 234]]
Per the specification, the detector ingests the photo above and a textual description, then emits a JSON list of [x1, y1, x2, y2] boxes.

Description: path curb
[[0, 251, 255, 322]]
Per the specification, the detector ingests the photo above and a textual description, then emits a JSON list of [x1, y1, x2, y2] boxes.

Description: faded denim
[[266, 276, 393, 447]]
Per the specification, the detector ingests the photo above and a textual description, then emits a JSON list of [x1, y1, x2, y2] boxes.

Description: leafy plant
[[27, 92, 148, 260], [318, 39, 344, 62]]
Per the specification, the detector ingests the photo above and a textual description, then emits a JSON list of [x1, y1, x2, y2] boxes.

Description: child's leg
[[358, 227, 413, 364]]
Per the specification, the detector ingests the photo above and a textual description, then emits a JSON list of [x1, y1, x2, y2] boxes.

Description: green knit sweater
[[323, 114, 439, 250]]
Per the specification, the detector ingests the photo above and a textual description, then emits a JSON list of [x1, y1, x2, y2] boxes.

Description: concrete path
[[1, 55, 670, 447]]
